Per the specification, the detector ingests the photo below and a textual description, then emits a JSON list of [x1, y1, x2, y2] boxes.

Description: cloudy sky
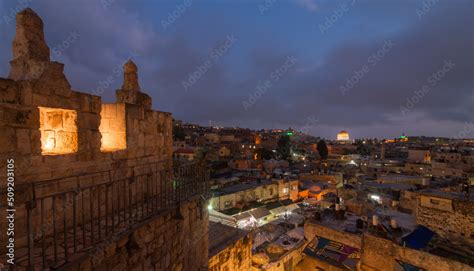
[[0, 0, 472, 139]]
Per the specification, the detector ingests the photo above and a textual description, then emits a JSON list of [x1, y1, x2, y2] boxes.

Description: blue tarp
[[397, 260, 421, 271], [401, 225, 435, 249]]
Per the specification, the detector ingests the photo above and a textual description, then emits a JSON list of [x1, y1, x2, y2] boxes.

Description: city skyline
[[0, 0, 472, 139], [0, 4, 472, 270]]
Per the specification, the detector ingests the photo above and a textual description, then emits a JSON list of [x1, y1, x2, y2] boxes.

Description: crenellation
[[0, 8, 208, 270]]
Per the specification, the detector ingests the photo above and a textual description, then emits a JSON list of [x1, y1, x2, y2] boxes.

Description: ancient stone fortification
[[360, 234, 472, 271], [416, 192, 474, 261], [304, 221, 473, 271], [208, 222, 252, 271], [0, 8, 208, 270], [82, 200, 209, 271]]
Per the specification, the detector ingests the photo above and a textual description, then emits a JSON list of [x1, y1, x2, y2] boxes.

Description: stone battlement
[[0, 8, 208, 270]]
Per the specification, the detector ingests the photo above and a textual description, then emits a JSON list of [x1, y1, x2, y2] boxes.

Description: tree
[[255, 148, 275, 160], [173, 125, 185, 141], [355, 139, 371, 156], [195, 147, 210, 163], [317, 140, 329, 160], [277, 135, 291, 160]]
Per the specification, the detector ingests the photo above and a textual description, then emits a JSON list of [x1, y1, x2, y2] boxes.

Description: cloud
[[296, 0, 319, 12], [0, 0, 472, 139]]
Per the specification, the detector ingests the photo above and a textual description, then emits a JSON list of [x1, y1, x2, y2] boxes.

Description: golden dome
[[337, 130, 350, 141]]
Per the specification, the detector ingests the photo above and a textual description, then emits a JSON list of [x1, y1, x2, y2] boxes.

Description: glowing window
[[39, 107, 78, 155], [99, 104, 126, 151]]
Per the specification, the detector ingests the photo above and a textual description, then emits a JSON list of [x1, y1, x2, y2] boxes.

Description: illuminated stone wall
[[79, 200, 209, 271], [99, 103, 126, 151], [360, 234, 472, 271], [208, 223, 252, 271], [303, 221, 473, 271], [0, 8, 206, 270], [416, 193, 474, 260], [39, 107, 78, 154]]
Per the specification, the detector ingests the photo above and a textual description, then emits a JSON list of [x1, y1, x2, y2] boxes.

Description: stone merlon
[[116, 60, 152, 109], [122, 59, 141, 91], [12, 8, 50, 62]]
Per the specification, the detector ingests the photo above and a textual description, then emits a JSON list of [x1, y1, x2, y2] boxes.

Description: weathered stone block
[[16, 128, 31, 154], [0, 80, 19, 104], [32, 93, 47, 105], [78, 112, 100, 129], [0, 126, 16, 153]]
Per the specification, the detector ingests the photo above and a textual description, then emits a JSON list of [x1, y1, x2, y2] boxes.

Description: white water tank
[[390, 218, 398, 229], [372, 215, 379, 226]]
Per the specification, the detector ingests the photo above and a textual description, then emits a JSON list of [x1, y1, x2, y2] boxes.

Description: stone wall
[[0, 8, 207, 270], [360, 234, 472, 271], [304, 221, 473, 271], [398, 190, 417, 214], [99, 103, 126, 151], [304, 221, 362, 249], [416, 193, 474, 259], [76, 200, 208, 271], [208, 227, 252, 271]]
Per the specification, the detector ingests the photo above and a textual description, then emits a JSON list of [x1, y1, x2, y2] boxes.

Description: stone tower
[[8, 8, 71, 92], [11, 8, 50, 62], [121, 59, 141, 91], [116, 60, 152, 109], [9, 8, 50, 80]]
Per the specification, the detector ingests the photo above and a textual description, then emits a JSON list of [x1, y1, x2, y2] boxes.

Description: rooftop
[[208, 221, 249, 258], [418, 189, 474, 202], [363, 181, 416, 191], [311, 208, 417, 241], [214, 178, 276, 196]]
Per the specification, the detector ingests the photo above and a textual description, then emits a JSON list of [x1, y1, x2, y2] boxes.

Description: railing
[[5, 162, 209, 270]]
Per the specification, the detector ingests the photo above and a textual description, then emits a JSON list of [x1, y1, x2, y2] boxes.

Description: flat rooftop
[[418, 189, 474, 202], [312, 208, 417, 240], [214, 178, 276, 196], [208, 221, 249, 258], [363, 181, 416, 191]]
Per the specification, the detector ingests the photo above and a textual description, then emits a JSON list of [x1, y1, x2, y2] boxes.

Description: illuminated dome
[[337, 130, 350, 141]]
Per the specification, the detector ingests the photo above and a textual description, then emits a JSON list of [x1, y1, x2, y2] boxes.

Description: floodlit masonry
[[0, 8, 209, 270], [298, 192, 473, 271]]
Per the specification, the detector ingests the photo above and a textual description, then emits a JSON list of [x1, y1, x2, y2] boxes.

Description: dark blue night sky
[[0, 0, 472, 139]]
